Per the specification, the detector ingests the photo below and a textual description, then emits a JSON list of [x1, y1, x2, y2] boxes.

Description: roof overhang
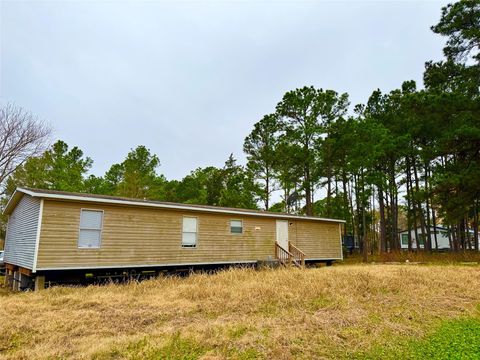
[[3, 189, 28, 215], [3, 187, 346, 223]]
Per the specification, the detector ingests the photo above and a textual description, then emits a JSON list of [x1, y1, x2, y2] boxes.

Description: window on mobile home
[[401, 234, 408, 246], [182, 217, 197, 247], [418, 235, 425, 246], [78, 209, 103, 248], [230, 220, 243, 234]]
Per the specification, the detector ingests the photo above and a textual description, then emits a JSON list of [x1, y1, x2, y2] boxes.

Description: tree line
[[247, 1, 480, 254], [3, 142, 258, 209], [1, 1, 479, 254]]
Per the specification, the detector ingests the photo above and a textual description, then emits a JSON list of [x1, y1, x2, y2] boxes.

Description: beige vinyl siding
[[289, 220, 342, 259], [36, 200, 342, 270], [37, 200, 277, 269]]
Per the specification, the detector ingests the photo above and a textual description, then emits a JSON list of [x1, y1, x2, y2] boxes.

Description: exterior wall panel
[[4, 195, 41, 269], [36, 200, 343, 270], [289, 220, 342, 259]]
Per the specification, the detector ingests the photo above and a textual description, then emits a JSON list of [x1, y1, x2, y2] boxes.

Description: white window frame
[[230, 219, 243, 235], [78, 209, 104, 249], [182, 216, 198, 248]]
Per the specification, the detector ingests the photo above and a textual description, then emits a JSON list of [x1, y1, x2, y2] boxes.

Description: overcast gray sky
[[1, 0, 449, 180]]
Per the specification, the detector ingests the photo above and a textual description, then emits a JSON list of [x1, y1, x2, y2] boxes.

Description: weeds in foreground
[[341, 250, 480, 265], [0, 265, 479, 359]]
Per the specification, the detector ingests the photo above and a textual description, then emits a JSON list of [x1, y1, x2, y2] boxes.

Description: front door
[[276, 220, 289, 249]]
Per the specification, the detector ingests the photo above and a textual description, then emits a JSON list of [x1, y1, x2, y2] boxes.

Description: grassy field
[[0, 265, 479, 359], [342, 250, 480, 265]]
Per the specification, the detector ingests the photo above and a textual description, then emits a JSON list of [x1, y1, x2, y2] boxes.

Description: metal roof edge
[[9, 187, 346, 223], [2, 189, 28, 215]]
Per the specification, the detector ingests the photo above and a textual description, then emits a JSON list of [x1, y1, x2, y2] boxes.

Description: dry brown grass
[[0, 265, 479, 359], [342, 250, 480, 264]]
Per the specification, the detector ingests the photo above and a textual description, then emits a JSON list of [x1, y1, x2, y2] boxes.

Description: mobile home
[[399, 226, 451, 250], [3, 188, 344, 290], [399, 226, 478, 250]]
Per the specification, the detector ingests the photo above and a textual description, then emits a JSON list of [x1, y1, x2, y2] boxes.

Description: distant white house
[[399, 226, 477, 250]]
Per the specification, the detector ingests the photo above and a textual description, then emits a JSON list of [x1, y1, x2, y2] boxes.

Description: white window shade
[[231, 220, 242, 228], [183, 217, 197, 232], [80, 210, 103, 229], [78, 210, 103, 248], [79, 229, 102, 248], [182, 217, 197, 247], [182, 232, 197, 246], [230, 220, 243, 234]]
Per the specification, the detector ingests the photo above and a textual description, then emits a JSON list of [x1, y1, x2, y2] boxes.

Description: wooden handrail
[[275, 242, 305, 268], [289, 243, 306, 267], [275, 242, 293, 265]]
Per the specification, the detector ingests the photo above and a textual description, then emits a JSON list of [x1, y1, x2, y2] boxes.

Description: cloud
[[1, 0, 448, 182]]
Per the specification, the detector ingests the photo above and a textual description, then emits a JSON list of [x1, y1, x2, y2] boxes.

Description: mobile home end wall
[[290, 220, 343, 260], [36, 199, 342, 270], [4, 195, 42, 270]]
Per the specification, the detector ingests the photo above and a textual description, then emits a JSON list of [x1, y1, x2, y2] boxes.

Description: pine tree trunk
[[305, 165, 312, 216], [466, 219, 472, 250], [458, 221, 465, 250], [474, 199, 479, 251], [385, 185, 391, 250], [349, 177, 356, 241], [448, 225, 454, 251], [354, 174, 362, 253], [378, 184, 387, 253], [424, 163, 432, 252], [342, 169, 349, 236], [408, 156, 419, 251], [390, 164, 399, 250], [432, 207, 439, 250], [265, 170, 270, 211], [405, 156, 413, 251], [326, 165, 332, 217], [361, 170, 368, 263], [413, 157, 426, 250]]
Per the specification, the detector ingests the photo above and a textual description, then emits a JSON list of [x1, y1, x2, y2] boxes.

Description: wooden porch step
[[274, 242, 306, 268]]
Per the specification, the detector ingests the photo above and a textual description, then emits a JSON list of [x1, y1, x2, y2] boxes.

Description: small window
[[78, 210, 103, 248], [182, 217, 197, 247], [230, 220, 243, 234], [401, 234, 408, 246]]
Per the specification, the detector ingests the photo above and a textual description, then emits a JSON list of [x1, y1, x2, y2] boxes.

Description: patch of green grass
[[94, 331, 264, 360], [257, 300, 280, 316], [227, 325, 250, 339], [94, 333, 207, 360], [309, 295, 334, 311], [154, 334, 206, 360], [406, 318, 480, 360], [225, 347, 264, 360], [358, 317, 480, 359], [0, 332, 23, 353]]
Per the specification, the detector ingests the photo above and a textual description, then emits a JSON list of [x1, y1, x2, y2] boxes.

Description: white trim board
[[32, 199, 44, 273]]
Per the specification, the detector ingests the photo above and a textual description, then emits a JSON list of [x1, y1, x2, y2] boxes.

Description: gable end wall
[[4, 195, 41, 270]]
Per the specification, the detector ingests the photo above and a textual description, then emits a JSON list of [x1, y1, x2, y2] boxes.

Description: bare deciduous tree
[[0, 104, 51, 193]]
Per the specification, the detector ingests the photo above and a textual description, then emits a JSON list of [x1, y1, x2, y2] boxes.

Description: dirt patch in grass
[[0, 265, 479, 359]]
